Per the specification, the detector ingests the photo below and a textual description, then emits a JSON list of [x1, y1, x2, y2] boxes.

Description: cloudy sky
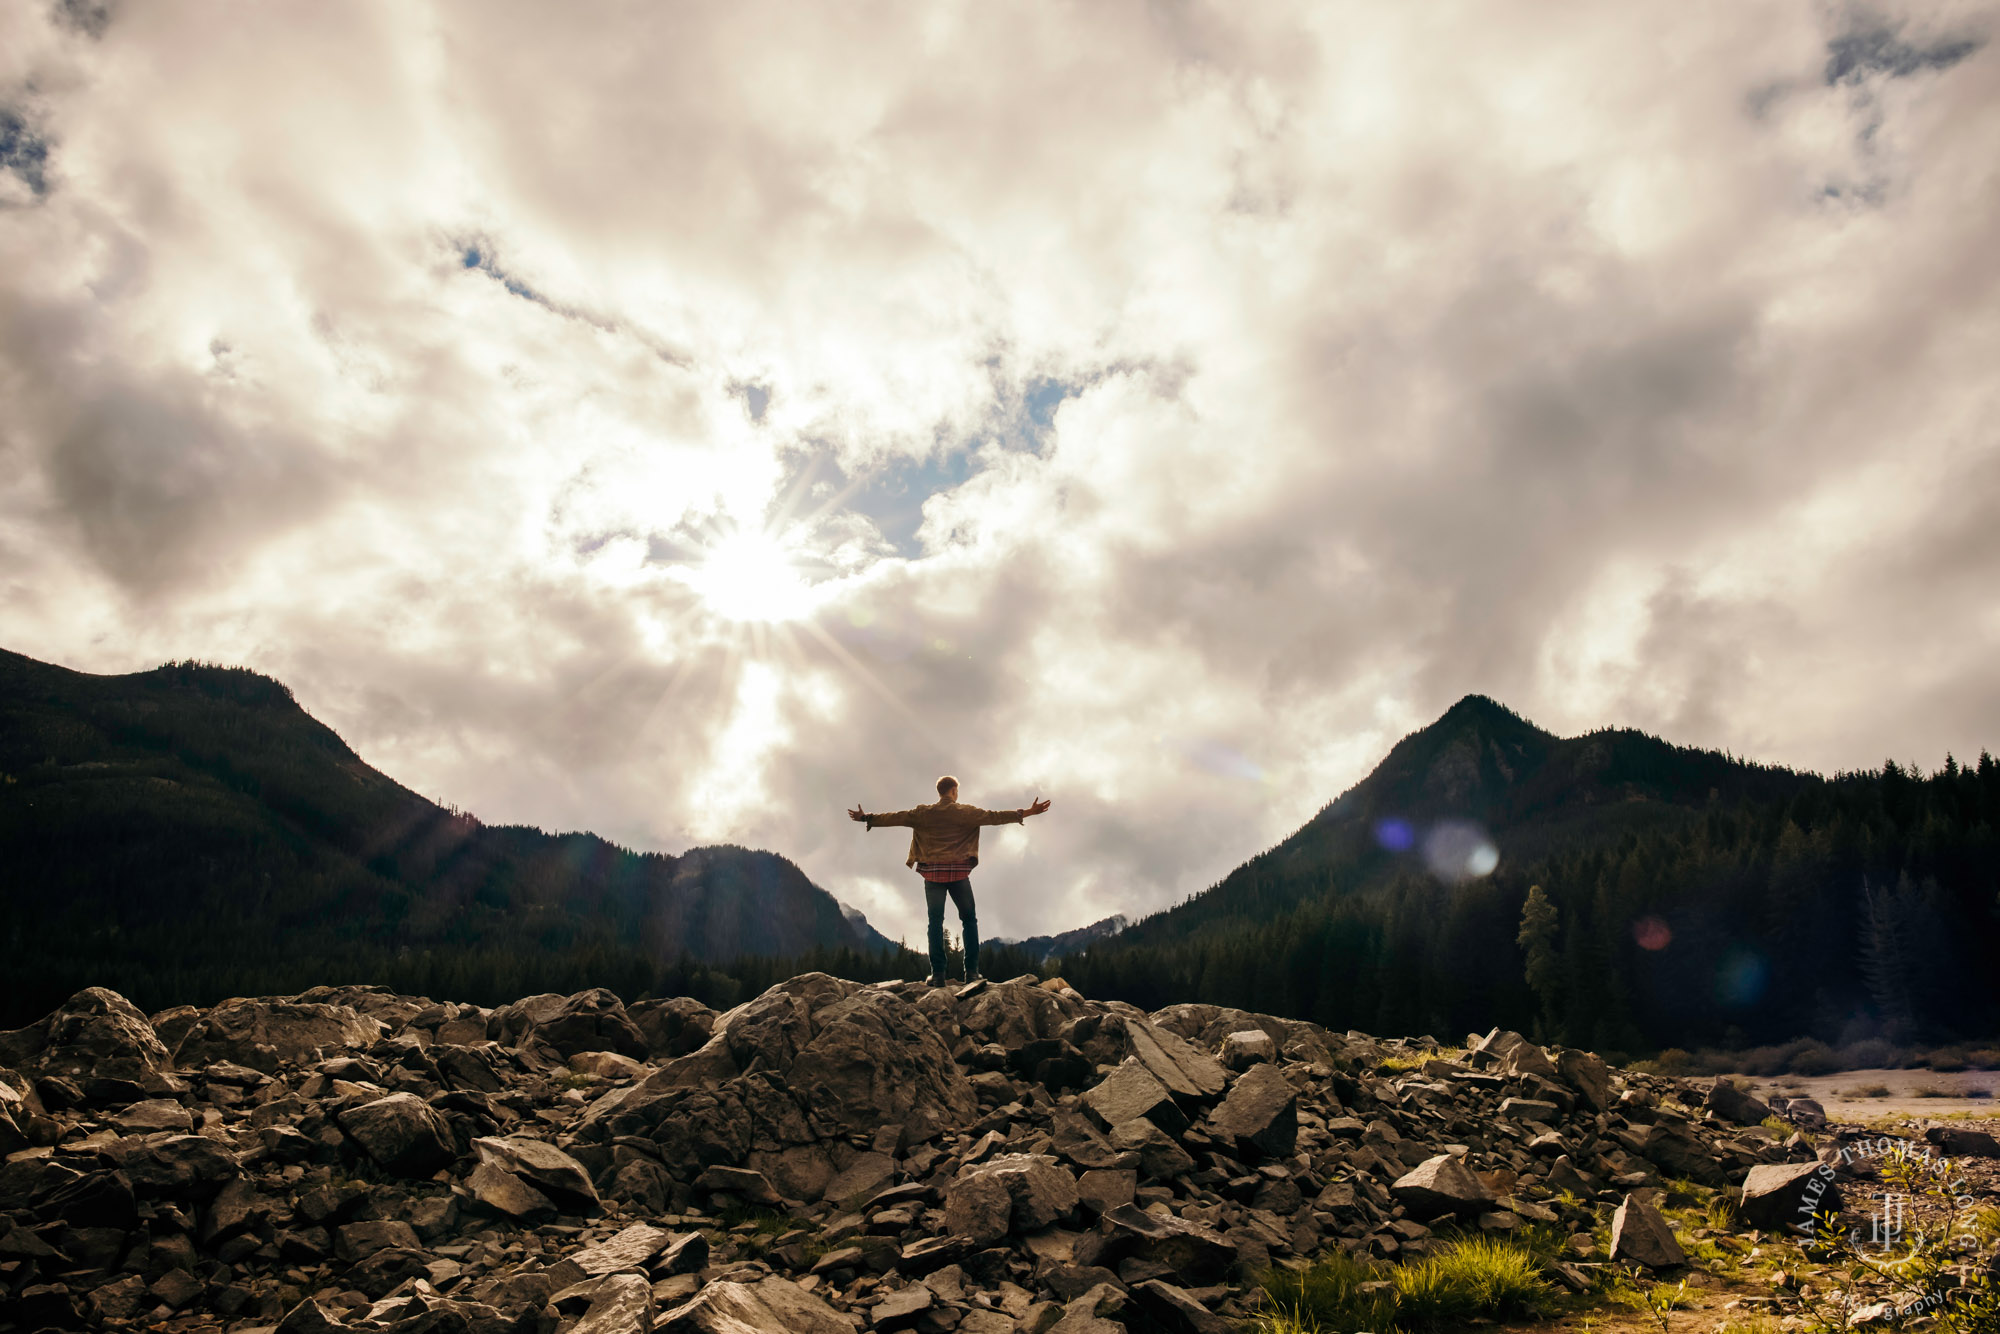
[[3, 2, 1997, 946]]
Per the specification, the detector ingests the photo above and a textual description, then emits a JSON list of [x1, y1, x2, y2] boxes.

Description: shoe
[[925, 974, 946, 987]]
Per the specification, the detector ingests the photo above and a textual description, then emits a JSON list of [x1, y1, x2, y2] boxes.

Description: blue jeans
[[925, 879, 977, 980]]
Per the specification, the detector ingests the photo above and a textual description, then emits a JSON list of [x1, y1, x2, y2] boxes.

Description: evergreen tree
[[1516, 883, 1561, 1040]]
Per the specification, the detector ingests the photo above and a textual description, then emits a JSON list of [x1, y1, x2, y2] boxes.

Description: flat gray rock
[[1740, 1161, 1840, 1231], [1206, 1062, 1298, 1159], [1609, 1192, 1686, 1269], [658, 1276, 852, 1334], [1391, 1154, 1493, 1220], [1082, 1063, 1186, 1136], [472, 1134, 600, 1210], [337, 1093, 453, 1177]]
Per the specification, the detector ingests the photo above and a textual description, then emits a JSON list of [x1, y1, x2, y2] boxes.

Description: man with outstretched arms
[[849, 776, 1052, 986]]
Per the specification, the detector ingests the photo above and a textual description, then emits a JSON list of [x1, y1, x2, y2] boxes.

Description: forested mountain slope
[[1066, 696, 2000, 1055], [0, 649, 887, 1024]]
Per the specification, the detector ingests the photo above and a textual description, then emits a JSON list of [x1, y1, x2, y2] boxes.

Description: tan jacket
[[865, 799, 1027, 868]]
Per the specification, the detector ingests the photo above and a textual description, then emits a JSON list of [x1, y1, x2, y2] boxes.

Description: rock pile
[[0, 977, 1828, 1333]]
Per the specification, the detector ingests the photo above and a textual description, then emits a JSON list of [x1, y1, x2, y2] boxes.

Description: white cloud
[[3, 1, 1998, 947]]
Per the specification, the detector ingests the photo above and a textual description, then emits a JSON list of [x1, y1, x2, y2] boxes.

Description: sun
[[685, 529, 815, 622]]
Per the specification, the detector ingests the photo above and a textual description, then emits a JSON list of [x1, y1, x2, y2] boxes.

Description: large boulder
[[1638, 1116, 1728, 1186], [1082, 1064, 1186, 1137], [465, 1163, 557, 1221], [1555, 1049, 1612, 1112], [567, 1272, 655, 1334], [520, 988, 647, 1060], [487, 994, 570, 1047], [944, 1154, 1080, 1243], [0, 988, 170, 1083], [579, 975, 978, 1158], [1148, 1003, 1340, 1070], [566, 1223, 678, 1277], [291, 985, 431, 1033], [1120, 1017, 1228, 1100], [628, 997, 717, 1059], [1740, 1161, 1841, 1231], [1609, 1193, 1687, 1269], [472, 1135, 599, 1211], [1391, 1154, 1493, 1220], [924, 975, 1094, 1051], [171, 998, 385, 1073], [1205, 1063, 1297, 1159], [1706, 1077, 1772, 1127], [107, 1134, 240, 1201], [1923, 1126, 2000, 1159], [1097, 1204, 1236, 1283], [659, 1276, 852, 1334], [337, 1093, 455, 1177], [1218, 1031, 1275, 1070]]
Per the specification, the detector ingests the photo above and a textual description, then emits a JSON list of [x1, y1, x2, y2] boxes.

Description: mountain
[[835, 897, 900, 953], [1064, 696, 2000, 1055], [0, 648, 888, 1025], [1116, 695, 1812, 947], [991, 913, 1130, 965]]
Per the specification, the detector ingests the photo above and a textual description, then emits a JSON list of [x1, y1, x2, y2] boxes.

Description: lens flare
[[1633, 916, 1673, 951], [1374, 817, 1415, 851], [1716, 950, 1769, 1007], [1421, 820, 1499, 882]]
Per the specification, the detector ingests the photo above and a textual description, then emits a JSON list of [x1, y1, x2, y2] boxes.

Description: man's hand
[[848, 804, 869, 823], [1025, 797, 1052, 818]]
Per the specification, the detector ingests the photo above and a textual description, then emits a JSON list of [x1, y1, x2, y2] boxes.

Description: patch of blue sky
[[0, 107, 50, 197], [771, 375, 1084, 558], [449, 235, 688, 367], [1824, 20, 1981, 86], [459, 242, 546, 305]]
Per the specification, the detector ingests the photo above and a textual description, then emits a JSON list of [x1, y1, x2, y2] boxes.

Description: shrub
[[1394, 1236, 1553, 1326], [1836, 1038, 1909, 1070], [1786, 1042, 1837, 1076], [1256, 1247, 1397, 1333], [1651, 1047, 1694, 1076], [1965, 1047, 2000, 1070], [1256, 1234, 1556, 1333], [1925, 1046, 1970, 1072], [1737, 1039, 1823, 1077]]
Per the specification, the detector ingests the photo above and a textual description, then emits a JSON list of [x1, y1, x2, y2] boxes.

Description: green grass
[[1255, 1233, 1557, 1332], [1610, 1276, 1691, 1333], [1712, 1318, 1783, 1334], [714, 1205, 793, 1234]]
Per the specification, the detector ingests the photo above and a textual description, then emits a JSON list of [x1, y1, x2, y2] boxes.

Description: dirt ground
[[1745, 1067, 2000, 1122]]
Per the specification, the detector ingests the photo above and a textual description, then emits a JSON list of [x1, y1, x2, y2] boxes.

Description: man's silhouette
[[850, 776, 1052, 986]]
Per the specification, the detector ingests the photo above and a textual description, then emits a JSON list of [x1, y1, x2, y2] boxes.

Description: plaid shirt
[[917, 860, 977, 883]]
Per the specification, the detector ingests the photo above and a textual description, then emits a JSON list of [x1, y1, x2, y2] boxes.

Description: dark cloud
[[51, 0, 114, 41]]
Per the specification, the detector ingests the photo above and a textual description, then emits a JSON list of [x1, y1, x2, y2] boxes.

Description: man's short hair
[[936, 775, 959, 798]]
